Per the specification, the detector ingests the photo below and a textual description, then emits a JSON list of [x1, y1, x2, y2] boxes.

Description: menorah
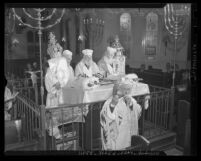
[[164, 3, 190, 88], [83, 14, 104, 49], [12, 8, 65, 105]]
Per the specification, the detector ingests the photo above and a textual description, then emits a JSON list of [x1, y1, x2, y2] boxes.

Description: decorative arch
[[119, 12, 132, 58], [120, 13, 131, 32], [144, 12, 158, 58]]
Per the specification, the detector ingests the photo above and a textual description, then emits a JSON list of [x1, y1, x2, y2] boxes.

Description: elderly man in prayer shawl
[[45, 32, 69, 108], [98, 46, 116, 77], [100, 80, 142, 150], [75, 49, 101, 78], [62, 50, 75, 87]]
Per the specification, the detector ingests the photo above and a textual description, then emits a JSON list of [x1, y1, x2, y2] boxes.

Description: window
[[119, 13, 131, 58], [120, 13, 131, 32], [145, 12, 158, 58]]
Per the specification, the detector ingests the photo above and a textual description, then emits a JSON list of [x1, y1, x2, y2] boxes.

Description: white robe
[[66, 65, 75, 87], [100, 96, 141, 150], [98, 56, 115, 77], [45, 57, 69, 108], [75, 60, 100, 78]]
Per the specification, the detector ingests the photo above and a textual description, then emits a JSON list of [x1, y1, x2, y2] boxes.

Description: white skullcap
[[107, 46, 116, 54], [82, 49, 93, 57], [63, 50, 72, 57], [113, 80, 133, 96]]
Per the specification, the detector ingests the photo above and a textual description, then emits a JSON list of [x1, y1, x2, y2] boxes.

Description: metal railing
[[8, 93, 41, 144], [6, 84, 174, 151], [41, 85, 174, 151], [9, 78, 40, 105], [139, 86, 174, 139]]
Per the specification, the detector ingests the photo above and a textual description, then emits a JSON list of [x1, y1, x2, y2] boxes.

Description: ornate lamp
[[83, 9, 104, 49], [112, 35, 126, 75], [164, 3, 190, 88], [12, 8, 65, 105]]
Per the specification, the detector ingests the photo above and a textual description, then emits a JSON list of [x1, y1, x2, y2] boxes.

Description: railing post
[[168, 87, 175, 131], [40, 105, 46, 150], [140, 96, 145, 136], [34, 83, 39, 105]]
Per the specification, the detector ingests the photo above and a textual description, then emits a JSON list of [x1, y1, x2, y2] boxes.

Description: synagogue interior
[[4, 4, 193, 155]]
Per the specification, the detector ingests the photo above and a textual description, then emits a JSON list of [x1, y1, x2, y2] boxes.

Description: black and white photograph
[[4, 3, 196, 156]]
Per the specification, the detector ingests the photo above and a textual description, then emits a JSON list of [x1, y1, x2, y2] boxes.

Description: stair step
[[151, 140, 176, 151], [5, 140, 39, 151], [148, 132, 176, 151], [149, 131, 176, 143], [164, 147, 183, 156]]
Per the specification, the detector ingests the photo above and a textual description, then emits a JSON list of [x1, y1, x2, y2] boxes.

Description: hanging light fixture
[[12, 8, 65, 106], [164, 3, 190, 88], [62, 37, 66, 42]]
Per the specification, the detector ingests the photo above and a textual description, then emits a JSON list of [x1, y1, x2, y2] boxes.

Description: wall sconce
[[62, 37, 66, 42], [78, 33, 86, 42], [12, 37, 19, 47]]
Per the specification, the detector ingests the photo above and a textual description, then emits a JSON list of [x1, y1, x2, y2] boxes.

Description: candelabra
[[83, 13, 104, 49], [164, 3, 190, 88], [12, 8, 65, 105]]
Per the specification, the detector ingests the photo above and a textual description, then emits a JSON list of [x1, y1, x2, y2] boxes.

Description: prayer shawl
[[45, 68, 59, 107], [75, 60, 100, 78], [100, 96, 141, 150], [66, 65, 75, 87], [45, 57, 69, 108], [98, 56, 115, 76]]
